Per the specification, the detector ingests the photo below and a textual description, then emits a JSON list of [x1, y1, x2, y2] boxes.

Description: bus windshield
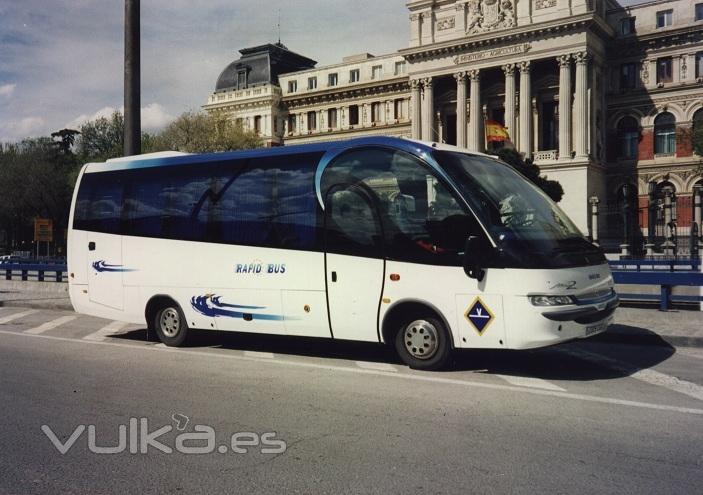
[[434, 150, 604, 268]]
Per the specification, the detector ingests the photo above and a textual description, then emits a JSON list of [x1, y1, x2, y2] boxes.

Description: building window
[[696, 4, 703, 21], [328, 73, 338, 87], [307, 111, 317, 131], [540, 101, 557, 151], [620, 17, 636, 35], [254, 116, 262, 135], [656, 10, 672, 28], [288, 80, 297, 93], [654, 112, 676, 155], [372, 65, 383, 79], [328, 108, 338, 129], [394, 99, 406, 120], [371, 102, 383, 123], [394, 61, 407, 75], [620, 63, 638, 89], [287, 114, 297, 134], [617, 116, 639, 159], [696, 52, 703, 79], [656, 57, 673, 84], [237, 70, 247, 89], [308, 77, 317, 90], [350, 69, 360, 83], [349, 105, 359, 126], [693, 109, 703, 155]]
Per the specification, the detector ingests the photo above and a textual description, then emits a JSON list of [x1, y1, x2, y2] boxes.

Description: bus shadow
[[113, 324, 676, 381], [114, 328, 402, 365], [451, 324, 676, 381]]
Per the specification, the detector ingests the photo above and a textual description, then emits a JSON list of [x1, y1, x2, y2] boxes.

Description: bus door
[[324, 184, 385, 342], [87, 233, 125, 311]]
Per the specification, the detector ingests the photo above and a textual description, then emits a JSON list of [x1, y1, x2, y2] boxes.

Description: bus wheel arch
[[381, 300, 454, 370], [145, 295, 190, 347]]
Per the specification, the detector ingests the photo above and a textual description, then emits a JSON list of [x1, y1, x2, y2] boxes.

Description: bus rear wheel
[[394, 317, 451, 371], [154, 304, 189, 347]]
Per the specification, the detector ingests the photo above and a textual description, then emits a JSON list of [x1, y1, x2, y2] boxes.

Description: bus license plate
[[585, 319, 610, 337]]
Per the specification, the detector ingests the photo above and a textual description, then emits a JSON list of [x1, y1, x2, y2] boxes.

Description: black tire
[[153, 304, 189, 347], [394, 316, 451, 371]]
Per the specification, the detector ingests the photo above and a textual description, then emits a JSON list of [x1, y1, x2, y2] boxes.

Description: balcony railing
[[533, 150, 558, 162]]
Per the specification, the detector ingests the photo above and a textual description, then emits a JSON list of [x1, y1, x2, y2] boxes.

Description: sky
[[0, 0, 650, 143]]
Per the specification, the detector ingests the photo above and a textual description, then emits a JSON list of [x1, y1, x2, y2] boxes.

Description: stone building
[[204, 0, 703, 250]]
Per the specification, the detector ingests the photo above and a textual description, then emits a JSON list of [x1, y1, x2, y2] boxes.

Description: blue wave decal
[[92, 260, 136, 273], [190, 294, 286, 321]]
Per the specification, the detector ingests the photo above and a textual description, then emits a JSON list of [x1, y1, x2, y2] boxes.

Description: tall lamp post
[[124, 0, 141, 156]]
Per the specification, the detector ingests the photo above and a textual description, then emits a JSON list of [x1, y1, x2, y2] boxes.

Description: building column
[[519, 61, 532, 158], [422, 78, 434, 141], [557, 54, 572, 160], [502, 64, 516, 144], [411, 80, 422, 139], [468, 70, 482, 151], [574, 51, 590, 159], [454, 71, 467, 148]]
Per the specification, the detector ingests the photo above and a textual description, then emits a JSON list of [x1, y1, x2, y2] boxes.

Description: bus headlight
[[529, 295, 575, 306]]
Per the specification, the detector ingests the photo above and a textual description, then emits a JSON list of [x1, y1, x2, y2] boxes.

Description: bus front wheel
[[154, 304, 189, 347], [394, 317, 451, 371]]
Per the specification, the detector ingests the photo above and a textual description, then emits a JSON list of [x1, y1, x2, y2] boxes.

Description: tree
[[0, 138, 78, 250], [147, 111, 260, 153], [492, 148, 564, 202], [75, 111, 124, 162], [51, 128, 80, 155]]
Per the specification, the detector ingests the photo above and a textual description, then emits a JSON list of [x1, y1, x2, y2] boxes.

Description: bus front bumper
[[505, 291, 619, 350]]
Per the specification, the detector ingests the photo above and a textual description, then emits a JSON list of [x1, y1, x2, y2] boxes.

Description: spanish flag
[[485, 120, 510, 143]]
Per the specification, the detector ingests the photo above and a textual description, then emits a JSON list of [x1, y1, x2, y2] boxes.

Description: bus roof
[[83, 136, 492, 174]]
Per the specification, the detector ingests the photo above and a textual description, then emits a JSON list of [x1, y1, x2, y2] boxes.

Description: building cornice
[[612, 25, 703, 56], [283, 78, 410, 107], [398, 13, 614, 62]]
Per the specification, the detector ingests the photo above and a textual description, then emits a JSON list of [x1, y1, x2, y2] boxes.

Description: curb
[[0, 299, 74, 311]]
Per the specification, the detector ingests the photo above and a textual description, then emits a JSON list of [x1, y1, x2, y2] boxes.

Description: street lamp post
[[124, 0, 141, 156]]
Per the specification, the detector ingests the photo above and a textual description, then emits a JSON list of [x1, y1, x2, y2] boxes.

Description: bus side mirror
[[463, 235, 491, 282]]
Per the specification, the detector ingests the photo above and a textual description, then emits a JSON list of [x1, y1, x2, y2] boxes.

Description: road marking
[[0, 310, 38, 325], [559, 348, 703, 402], [24, 315, 77, 335], [1, 329, 702, 416], [495, 374, 566, 391], [82, 321, 129, 342], [244, 351, 274, 359], [356, 361, 398, 372]]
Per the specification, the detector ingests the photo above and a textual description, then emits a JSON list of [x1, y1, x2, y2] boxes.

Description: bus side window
[[74, 173, 124, 234]]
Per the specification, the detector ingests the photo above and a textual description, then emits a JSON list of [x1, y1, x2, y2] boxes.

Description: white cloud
[[64, 103, 174, 131], [64, 106, 121, 130], [0, 83, 16, 97], [0, 116, 45, 142], [141, 103, 175, 130]]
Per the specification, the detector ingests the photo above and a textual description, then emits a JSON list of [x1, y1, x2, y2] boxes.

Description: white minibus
[[68, 137, 618, 370]]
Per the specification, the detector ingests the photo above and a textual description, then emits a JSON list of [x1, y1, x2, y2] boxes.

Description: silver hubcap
[[403, 320, 439, 360], [159, 308, 180, 338]]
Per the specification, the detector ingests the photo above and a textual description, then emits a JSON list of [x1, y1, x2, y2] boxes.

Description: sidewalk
[[0, 281, 701, 347], [0, 281, 72, 311]]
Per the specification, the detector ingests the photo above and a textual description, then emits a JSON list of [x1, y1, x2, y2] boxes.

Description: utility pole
[[124, 0, 141, 156]]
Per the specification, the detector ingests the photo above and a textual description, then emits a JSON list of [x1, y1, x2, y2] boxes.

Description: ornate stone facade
[[205, 0, 703, 245]]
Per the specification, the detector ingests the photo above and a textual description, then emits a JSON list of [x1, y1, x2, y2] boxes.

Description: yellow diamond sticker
[[464, 297, 495, 336]]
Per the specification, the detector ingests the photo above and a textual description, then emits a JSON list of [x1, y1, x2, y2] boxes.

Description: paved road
[[0, 307, 701, 494]]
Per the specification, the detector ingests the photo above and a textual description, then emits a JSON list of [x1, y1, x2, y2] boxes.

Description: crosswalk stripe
[[495, 374, 566, 391], [355, 361, 398, 372], [82, 321, 129, 342], [24, 315, 77, 335], [0, 310, 39, 325], [244, 350, 274, 359]]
